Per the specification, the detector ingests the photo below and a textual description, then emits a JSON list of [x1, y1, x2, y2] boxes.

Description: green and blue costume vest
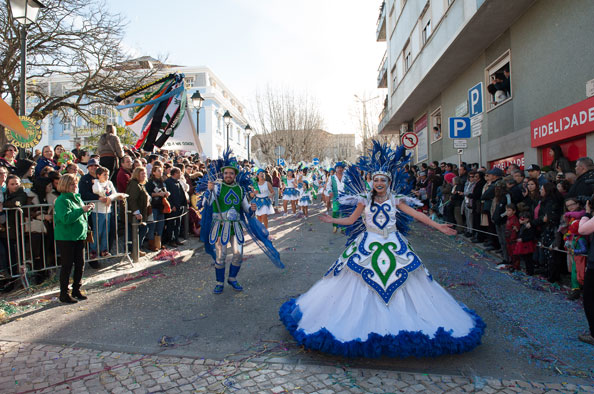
[[209, 183, 246, 245]]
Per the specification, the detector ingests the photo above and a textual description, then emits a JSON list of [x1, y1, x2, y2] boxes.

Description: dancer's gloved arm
[[319, 202, 365, 225], [397, 202, 457, 236], [241, 196, 257, 217]]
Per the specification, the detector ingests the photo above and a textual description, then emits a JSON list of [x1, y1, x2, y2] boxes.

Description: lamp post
[[354, 94, 379, 153], [223, 110, 232, 151], [245, 123, 252, 161], [9, 0, 46, 117], [191, 90, 204, 134]]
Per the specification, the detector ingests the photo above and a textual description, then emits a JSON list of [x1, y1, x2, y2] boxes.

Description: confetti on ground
[[102, 270, 165, 288]]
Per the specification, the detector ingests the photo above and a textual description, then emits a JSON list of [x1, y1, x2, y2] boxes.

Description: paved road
[[1, 203, 593, 391]]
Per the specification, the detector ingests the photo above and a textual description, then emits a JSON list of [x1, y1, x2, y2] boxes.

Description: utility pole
[[354, 94, 379, 154]]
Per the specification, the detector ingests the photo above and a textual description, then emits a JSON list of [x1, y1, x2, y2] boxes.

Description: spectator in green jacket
[[54, 174, 95, 304]]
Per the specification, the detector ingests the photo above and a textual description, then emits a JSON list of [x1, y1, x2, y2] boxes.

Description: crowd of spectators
[[406, 151, 594, 344], [0, 125, 228, 289]]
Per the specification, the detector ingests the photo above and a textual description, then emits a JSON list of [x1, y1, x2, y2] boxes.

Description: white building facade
[[377, 0, 594, 170], [34, 64, 251, 161]]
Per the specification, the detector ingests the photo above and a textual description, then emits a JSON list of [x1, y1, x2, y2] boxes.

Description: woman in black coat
[[532, 182, 563, 282]]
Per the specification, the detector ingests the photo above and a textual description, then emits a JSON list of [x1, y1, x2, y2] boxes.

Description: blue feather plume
[[336, 140, 417, 245]]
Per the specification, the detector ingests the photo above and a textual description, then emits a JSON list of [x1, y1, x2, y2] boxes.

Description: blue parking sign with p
[[278, 158, 286, 166], [449, 117, 471, 138], [468, 82, 483, 118]]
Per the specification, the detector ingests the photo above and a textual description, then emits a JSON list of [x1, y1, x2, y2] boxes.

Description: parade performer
[[279, 141, 485, 358], [325, 162, 346, 233], [252, 169, 275, 229], [281, 169, 299, 215], [198, 150, 284, 294], [298, 180, 312, 218]]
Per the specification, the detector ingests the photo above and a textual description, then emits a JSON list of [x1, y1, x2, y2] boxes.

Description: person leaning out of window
[[54, 174, 95, 304]]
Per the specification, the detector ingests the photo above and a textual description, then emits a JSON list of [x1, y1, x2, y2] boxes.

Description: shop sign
[[531, 96, 594, 147], [455, 101, 468, 117], [489, 153, 525, 171], [414, 114, 428, 163]]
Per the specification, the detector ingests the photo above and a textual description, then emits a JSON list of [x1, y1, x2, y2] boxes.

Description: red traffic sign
[[401, 132, 418, 149]]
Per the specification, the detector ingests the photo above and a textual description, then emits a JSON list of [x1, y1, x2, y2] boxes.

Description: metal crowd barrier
[[0, 199, 132, 290]]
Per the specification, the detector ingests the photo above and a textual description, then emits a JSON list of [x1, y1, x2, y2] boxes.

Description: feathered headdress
[[356, 140, 411, 193], [338, 140, 416, 246]]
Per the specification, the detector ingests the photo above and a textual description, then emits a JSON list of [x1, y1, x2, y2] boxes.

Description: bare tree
[[351, 91, 401, 154], [0, 0, 162, 146], [251, 86, 326, 164]]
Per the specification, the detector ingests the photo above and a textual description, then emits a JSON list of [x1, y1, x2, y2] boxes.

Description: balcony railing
[[377, 51, 387, 88], [376, 1, 386, 41]]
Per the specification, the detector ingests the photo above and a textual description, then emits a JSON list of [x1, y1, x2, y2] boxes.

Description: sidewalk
[[0, 239, 204, 322], [1, 340, 592, 394]]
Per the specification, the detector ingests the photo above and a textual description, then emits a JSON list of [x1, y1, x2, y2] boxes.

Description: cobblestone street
[[2, 341, 593, 394]]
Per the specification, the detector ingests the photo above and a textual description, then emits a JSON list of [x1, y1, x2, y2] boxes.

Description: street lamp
[[223, 110, 232, 151], [9, 0, 45, 117], [245, 124, 252, 162], [354, 94, 379, 153], [191, 90, 204, 134]]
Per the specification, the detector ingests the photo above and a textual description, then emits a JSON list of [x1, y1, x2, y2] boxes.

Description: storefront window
[[541, 137, 587, 172]]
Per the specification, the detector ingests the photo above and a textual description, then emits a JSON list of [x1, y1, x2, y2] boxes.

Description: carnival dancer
[[298, 180, 312, 218], [279, 141, 485, 358], [281, 169, 299, 215], [199, 150, 284, 294], [325, 162, 346, 233], [252, 169, 275, 229]]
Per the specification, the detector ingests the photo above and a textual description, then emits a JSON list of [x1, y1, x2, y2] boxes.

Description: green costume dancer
[[324, 162, 346, 232], [206, 162, 256, 294]]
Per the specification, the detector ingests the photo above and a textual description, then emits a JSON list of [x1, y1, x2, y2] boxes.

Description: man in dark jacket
[[165, 167, 188, 247], [480, 168, 504, 250], [78, 158, 101, 202], [567, 157, 594, 198], [470, 172, 487, 242]]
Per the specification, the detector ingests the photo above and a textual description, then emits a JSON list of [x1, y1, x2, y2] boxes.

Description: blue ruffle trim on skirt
[[279, 298, 485, 358], [254, 196, 272, 209], [299, 196, 311, 203], [283, 188, 299, 196]]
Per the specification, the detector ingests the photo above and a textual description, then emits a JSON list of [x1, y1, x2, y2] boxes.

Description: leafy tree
[[0, 0, 161, 146]]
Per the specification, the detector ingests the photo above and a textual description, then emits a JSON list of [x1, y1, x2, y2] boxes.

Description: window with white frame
[[403, 40, 412, 72], [420, 3, 431, 45], [185, 76, 194, 88], [485, 51, 512, 111], [430, 107, 442, 143]]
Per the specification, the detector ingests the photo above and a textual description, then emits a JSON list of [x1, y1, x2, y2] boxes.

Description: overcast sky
[[105, 0, 385, 137]]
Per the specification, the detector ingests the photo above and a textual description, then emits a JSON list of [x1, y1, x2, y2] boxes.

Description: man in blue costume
[[206, 162, 257, 294]]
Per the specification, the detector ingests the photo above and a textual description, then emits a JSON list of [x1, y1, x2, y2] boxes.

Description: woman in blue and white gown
[[279, 174, 485, 358]]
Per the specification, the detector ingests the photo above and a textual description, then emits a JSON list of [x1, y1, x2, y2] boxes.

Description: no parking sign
[[401, 132, 418, 149]]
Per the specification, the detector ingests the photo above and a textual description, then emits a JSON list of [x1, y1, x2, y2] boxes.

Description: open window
[[430, 107, 442, 143], [485, 51, 512, 111]]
